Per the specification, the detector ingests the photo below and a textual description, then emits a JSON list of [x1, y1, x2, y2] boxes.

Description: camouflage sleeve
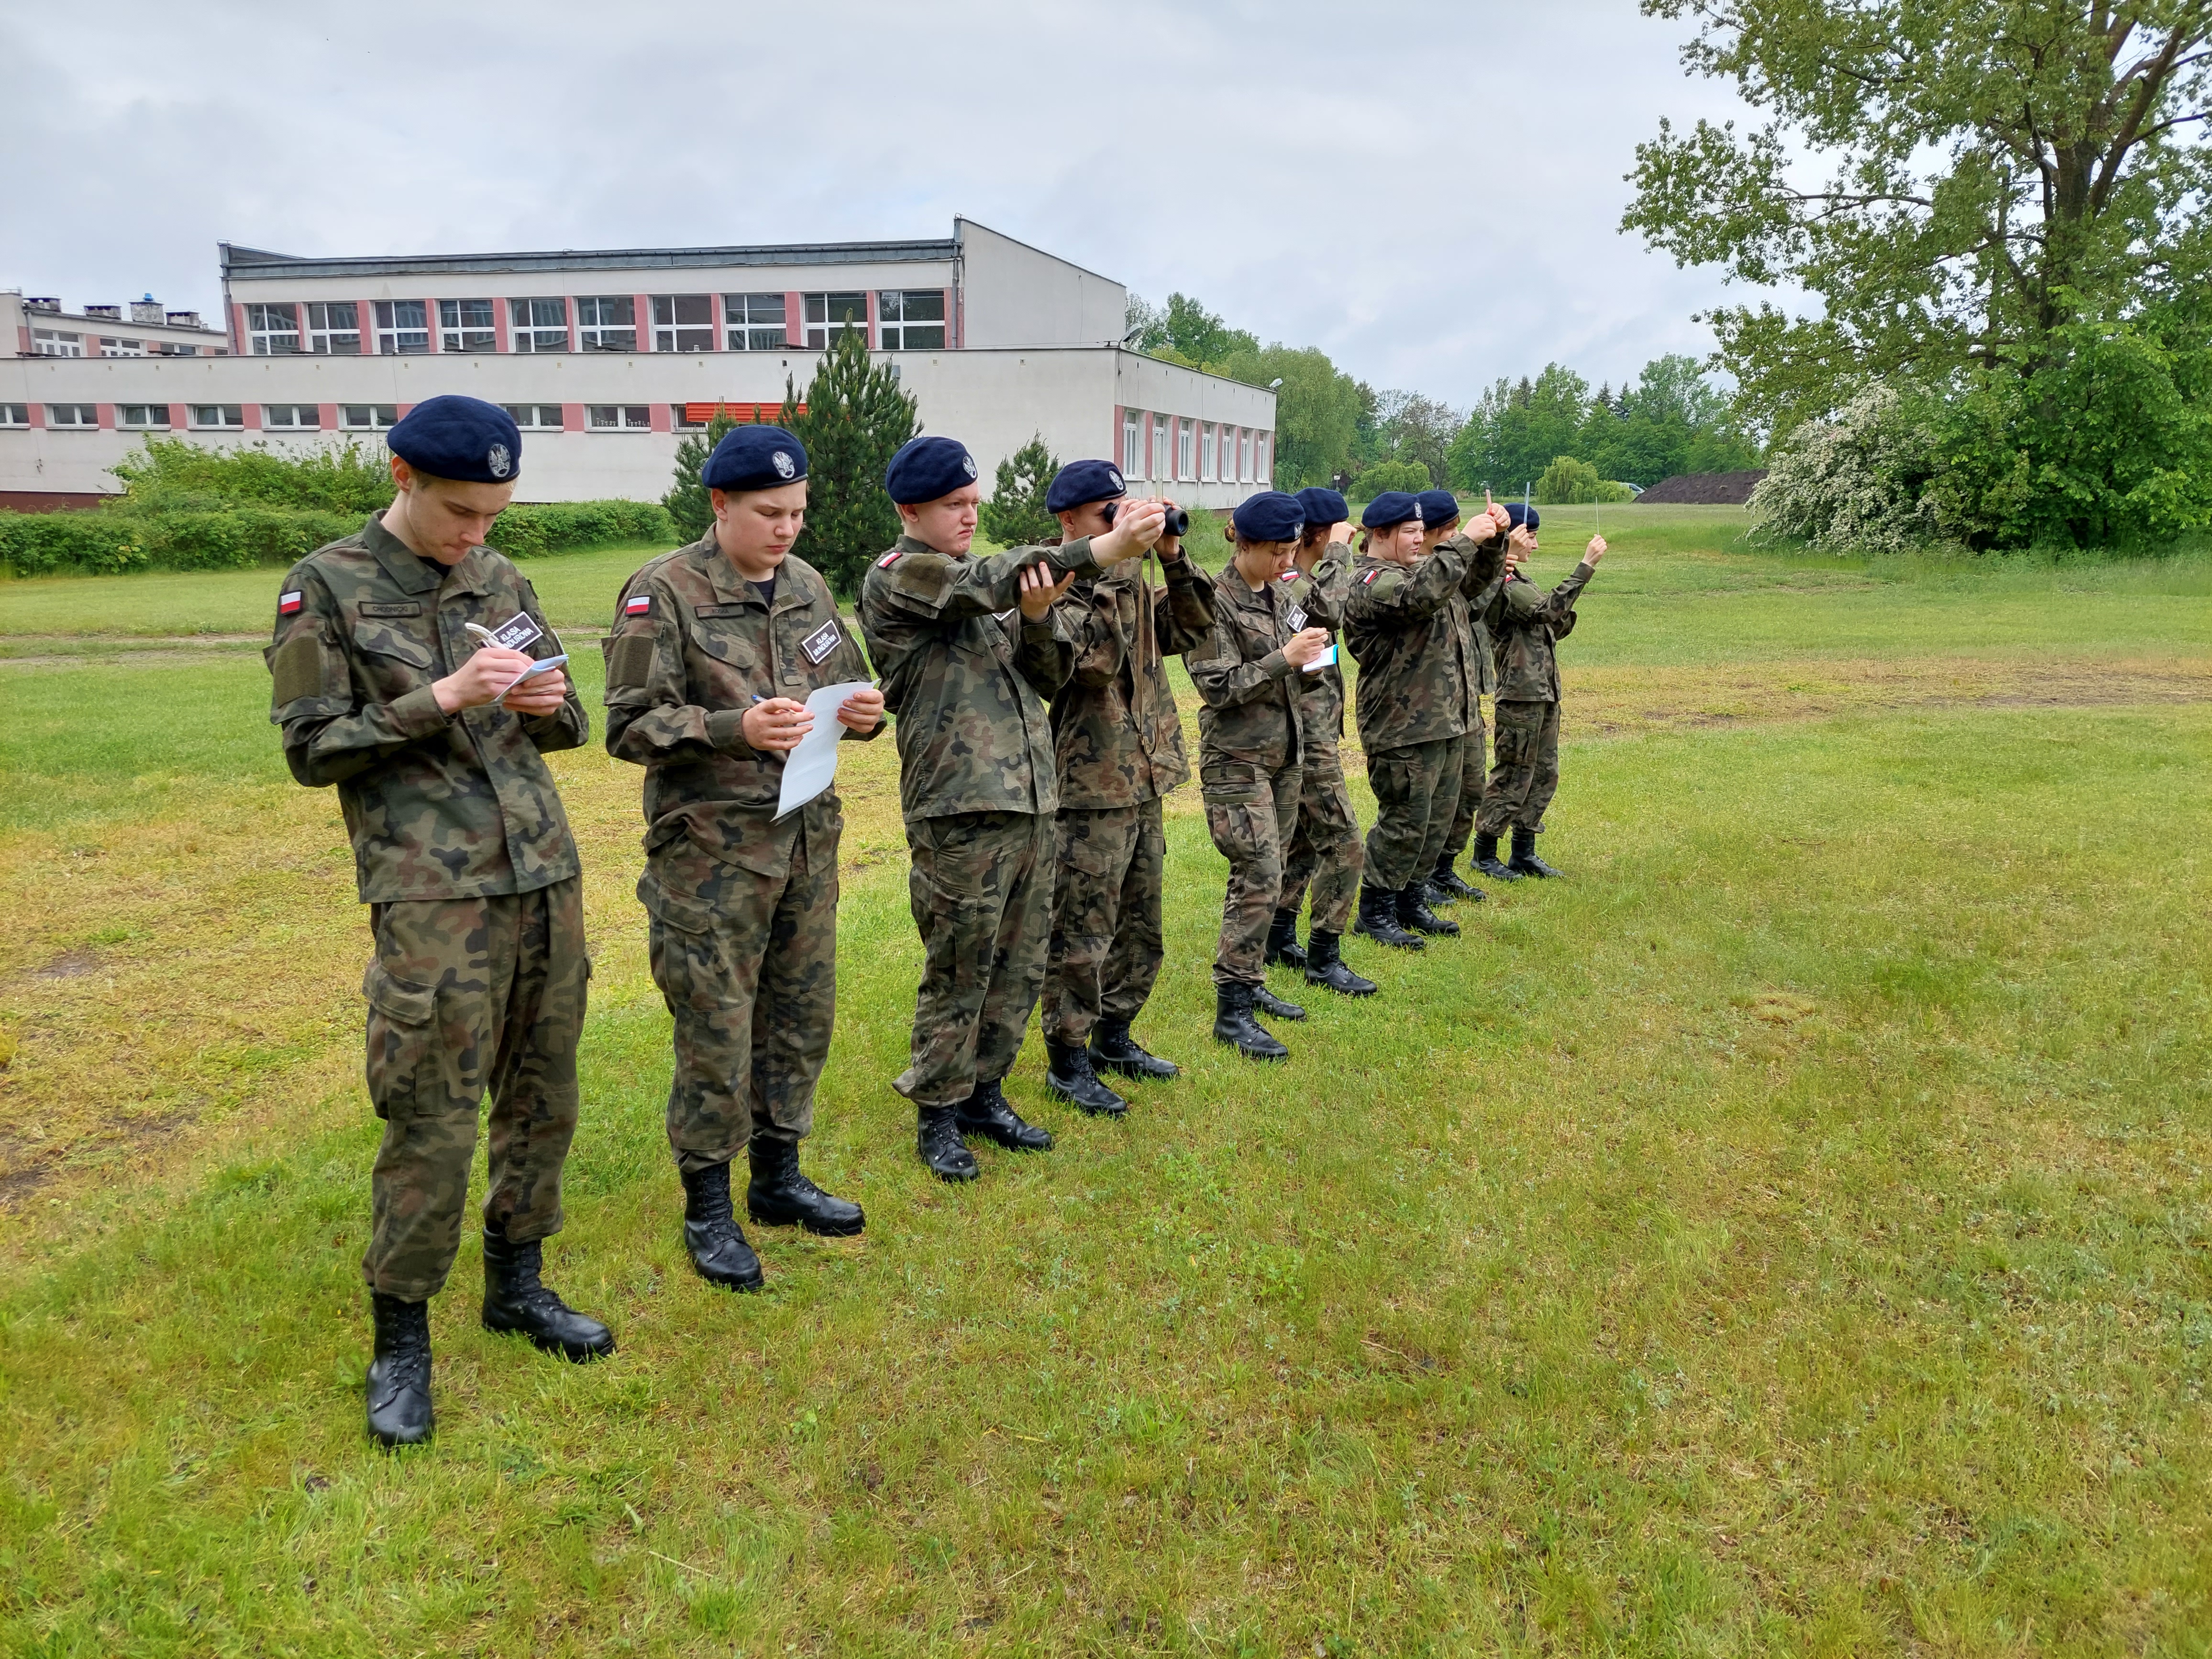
[[1063, 576, 1129, 691], [603, 570, 752, 767], [1155, 553, 1217, 656], [1344, 540, 1471, 628], [1013, 609, 1076, 696], [1454, 533, 1509, 600], [515, 576, 588, 754], [870, 537, 1106, 627], [265, 566, 453, 789], [1186, 608, 1292, 710], [834, 615, 884, 743], [1298, 543, 1355, 630], [1543, 560, 1596, 639]]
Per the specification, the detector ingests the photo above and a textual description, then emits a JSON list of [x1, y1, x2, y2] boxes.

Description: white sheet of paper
[[1302, 642, 1338, 673], [774, 681, 876, 820]]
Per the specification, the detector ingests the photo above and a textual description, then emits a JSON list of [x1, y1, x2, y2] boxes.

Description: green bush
[[0, 499, 674, 577], [1356, 459, 1432, 497], [108, 436, 397, 515], [1535, 455, 1637, 506]]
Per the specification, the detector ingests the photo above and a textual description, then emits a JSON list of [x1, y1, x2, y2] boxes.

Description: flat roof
[[220, 238, 961, 282]]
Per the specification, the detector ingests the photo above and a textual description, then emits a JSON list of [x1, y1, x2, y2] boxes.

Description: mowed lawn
[[0, 514, 2209, 1656]]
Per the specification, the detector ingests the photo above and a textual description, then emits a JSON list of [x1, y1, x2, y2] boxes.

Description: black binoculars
[[1103, 502, 1191, 540]]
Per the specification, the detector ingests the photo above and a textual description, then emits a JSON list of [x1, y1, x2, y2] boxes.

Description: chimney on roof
[[131, 296, 164, 324], [26, 297, 60, 312], [85, 304, 122, 321], [166, 310, 203, 329]]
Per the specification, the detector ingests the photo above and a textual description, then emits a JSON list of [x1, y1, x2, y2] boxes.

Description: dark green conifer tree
[[977, 433, 1060, 549]]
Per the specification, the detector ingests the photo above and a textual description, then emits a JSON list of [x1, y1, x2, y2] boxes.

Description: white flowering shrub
[[1750, 385, 1948, 554]]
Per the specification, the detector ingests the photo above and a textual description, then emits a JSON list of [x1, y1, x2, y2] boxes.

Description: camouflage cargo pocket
[[1199, 760, 1266, 807], [363, 960, 437, 1120], [640, 870, 728, 1014]]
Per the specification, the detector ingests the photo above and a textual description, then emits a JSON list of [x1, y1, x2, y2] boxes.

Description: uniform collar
[[899, 531, 961, 563], [1217, 567, 1277, 612], [699, 532, 807, 610], [363, 510, 493, 597]]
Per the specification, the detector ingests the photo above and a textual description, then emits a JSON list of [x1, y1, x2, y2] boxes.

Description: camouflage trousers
[[1479, 699, 1562, 836], [896, 810, 1054, 1110], [1363, 734, 1467, 892], [641, 822, 839, 1175], [1441, 705, 1490, 863], [1202, 757, 1302, 987], [1040, 798, 1166, 1046], [1281, 741, 1362, 935], [360, 878, 586, 1302]]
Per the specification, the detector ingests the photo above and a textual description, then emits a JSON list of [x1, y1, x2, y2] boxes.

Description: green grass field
[[1, 514, 2209, 1656]]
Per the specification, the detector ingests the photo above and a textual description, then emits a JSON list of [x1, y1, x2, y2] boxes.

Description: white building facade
[[0, 221, 1275, 511]]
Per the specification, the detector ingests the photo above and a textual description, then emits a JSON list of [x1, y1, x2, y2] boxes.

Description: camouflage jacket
[[601, 533, 879, 879], [1342, 531, 1505, 752], [858, 532, 1099, 822], [1277, 539, 1354, 747], [1049, 545, 1215, 809], [264, 511, 587, 903], [1484, 560, 1595, 702], [1456, 552, 1508, 697], [1188, 564, 1314, 776]]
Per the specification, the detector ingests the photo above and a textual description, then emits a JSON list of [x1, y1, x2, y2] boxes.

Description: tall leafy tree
[[781, 327, 919, 596], [662, 408, 744, 542], [978, 433, 1061, 548], [1624, 0, 2212, 434]]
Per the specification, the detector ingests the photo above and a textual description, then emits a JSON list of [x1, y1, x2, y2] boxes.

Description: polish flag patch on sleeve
[[624, 593, 652, 617], [1361, 569, 1380, 584], [876, 550, 903, 568], [278, 590, 304, 615]]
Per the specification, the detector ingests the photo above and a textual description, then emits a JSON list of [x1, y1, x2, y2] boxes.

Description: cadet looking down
[[265, 394, 613, 1450], [1036, 459, 1217, 1117], [603, 425, 884, 1295], [857, 436, 1164, 1182]]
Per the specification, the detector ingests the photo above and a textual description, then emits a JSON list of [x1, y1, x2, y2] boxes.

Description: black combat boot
[[1264, 907, 1309, 971], [1397, 885, 1461, 937], [1304, 929, 1378, 996], [1092, 1018, 1179, 1081], [1419, 874, 1459, 907], [747, 1138, 865, 1237], [917, 1106, 979, 1182], [1045, 1040, 1128, 1117], [1212, 983, 1289, 1061], [1430, 859, 1482, 902], [1508, 826, 1562, 878], [1354, 880, 1425, 951], [365, 1292, 434, 1448], [679, 1161, 765, 1290], [1472, 831, 1519, 882], [1253, 984, 1307, 1022], [481, 1220, 616, 1360], [955, 1078, 1054, 1152]]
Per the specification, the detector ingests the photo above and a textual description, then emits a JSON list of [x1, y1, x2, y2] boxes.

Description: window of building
[[1256, 433, 1271, 482], [651, 295, 715, 352], [307, 301, 361, 355], [503, 405, 564, 430], [1239, 430, 1251, 482], [246, 303, 300, 355], [46, 404, 100, 428], [341, 404, 398, 430], [1123, 409, 1143, 479], [0, 404, 28, 427], [100, 338, 146, 358], [576, 296, 636, 352], [508, 298, 568, 353], [152, 343, 200, 358], [724, 293, 786, 351], [1178, 419, 1195, 482], [439, 299, 496, 353], [32, 329, 84, 357], [264, 404, 321, 430], [118, 404, 172, 429], [803, 292, 868, 350], [375, 300, 429, 354], [671, 405, 709, 431], [1152, 414, 1172, 482], [587, 404, 653, 430], [877, 289, 945, 351], [191, 405, 246, 429], [1201, 423, 1217, 482]]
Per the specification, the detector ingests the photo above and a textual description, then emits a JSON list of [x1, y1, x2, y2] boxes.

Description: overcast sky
[[0, 0, 1762, 410]]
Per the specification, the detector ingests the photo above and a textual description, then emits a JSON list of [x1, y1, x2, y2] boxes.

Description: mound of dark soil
[[1635, 471, 1768, 506]]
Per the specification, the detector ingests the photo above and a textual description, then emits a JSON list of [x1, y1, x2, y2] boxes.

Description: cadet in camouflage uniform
[[1036, 459, 1216, 1114], [1187, 491, 1335, 1060], [1269, 486, 1374, 998], [858, 436, 1163, 1181], [265, 396, 612, 1449], [1477, 505, 1607, 879], [603, 426, 885, 1293], [1341, 491, 1511, 947], [1415, 488, 1512, 904]]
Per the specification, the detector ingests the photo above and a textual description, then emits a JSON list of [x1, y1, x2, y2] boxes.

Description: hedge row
[[0, 499, 675, 577]]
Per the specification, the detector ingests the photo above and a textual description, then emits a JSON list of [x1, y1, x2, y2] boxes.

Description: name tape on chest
[[1285, 604, 1308, 633], [485, 613, 543, 653], [278, 590, 304, 616], [623, 593, 653, 617], [801, 619, 841, 664]]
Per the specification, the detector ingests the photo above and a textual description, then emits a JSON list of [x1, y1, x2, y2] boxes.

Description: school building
[[0, 220, 1276, 511]]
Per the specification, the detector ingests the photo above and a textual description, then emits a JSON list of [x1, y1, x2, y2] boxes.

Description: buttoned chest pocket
[[349, 612, 437, 701], [951, 619, 1009, 666], [1230, 609, 1284, 664], [688, 618, 763, 707]]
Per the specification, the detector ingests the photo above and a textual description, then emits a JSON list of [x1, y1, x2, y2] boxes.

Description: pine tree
[[977, 433, 1060, 549], [781, 327, 919, 596], [662, 407, 752, 542]]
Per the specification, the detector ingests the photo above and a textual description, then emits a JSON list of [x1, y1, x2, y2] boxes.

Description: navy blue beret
[[1231, 490, 1304, 542], [1361, 491, 1422, 530], [1505, 502, 1541, 531], [1417, 489, 1461, 527], [703, 425, 807, 493], [388, 395, 520, 484], [1046, 459, 1127, 514], [885, 435, 979, 505], [1294, 487, 1347, 527]]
